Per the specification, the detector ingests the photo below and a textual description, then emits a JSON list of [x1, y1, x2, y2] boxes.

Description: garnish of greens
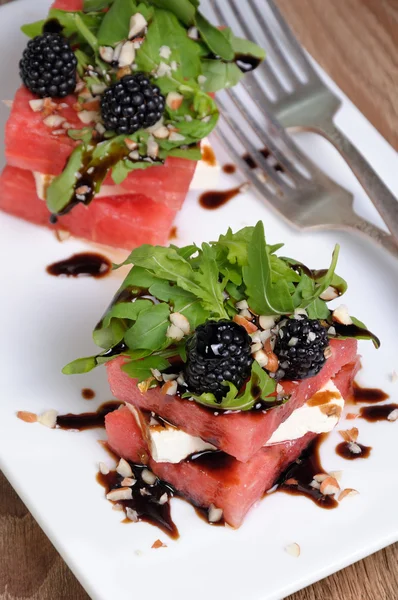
[[21, 0, 266, 217], [64, 221, 379, 412]]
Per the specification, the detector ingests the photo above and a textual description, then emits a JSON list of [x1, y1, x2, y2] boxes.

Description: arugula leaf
[[67, 128, 93, 144], [122, 355, 170, 381], [83, 0, 114, 11], [122, 266, 160, 289], [193, 243, 227, 317], [184, 362, 276, 411], [223, 27, 266, 61], [149, 0, 196, 26], [216, 226, 254, 266], [63, 356, 98, 375], [243, 221, 294, 315], [201, 59, 243, 93], [46, 145, 85, 214], [195, 12, 234, 61], [306, 298, 331, 320], [21, 20, 45, 37], [97, 0, 137, 46], [124, 303, 170, 349], [111, 159, 155, 185]]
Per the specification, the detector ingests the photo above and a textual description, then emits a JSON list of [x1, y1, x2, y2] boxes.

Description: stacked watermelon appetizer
[[0, 0, 265, 248], [65, 221, 379, 528]]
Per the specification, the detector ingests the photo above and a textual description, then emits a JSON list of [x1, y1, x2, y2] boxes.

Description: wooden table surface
[[1, 0, 398, 598]]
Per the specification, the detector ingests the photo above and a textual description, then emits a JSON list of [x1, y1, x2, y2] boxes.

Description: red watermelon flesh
[[105, 357, 357, 527], [106, 338, 358, 462], [0, 165, 177, 248], [52, 0, 83, 8], [5, 87, 197, 212]]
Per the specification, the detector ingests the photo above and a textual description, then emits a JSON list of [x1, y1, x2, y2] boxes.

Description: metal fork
[[202, 6, 398, 257], [208, 0, 398, 243]]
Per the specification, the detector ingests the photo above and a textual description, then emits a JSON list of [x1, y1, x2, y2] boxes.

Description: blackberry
[[274, 316, 329, 380], [20, 33, 77, 98], [185, 320, 253, 400], [101, 73, 166, 135]]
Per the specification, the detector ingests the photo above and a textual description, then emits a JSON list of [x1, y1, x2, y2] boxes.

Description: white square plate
[[1, 2, 397, 599]]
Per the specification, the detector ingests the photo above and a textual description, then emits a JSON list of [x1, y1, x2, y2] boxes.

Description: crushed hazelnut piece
[[339, 427, 359, 442], [152, 539, 167, 549], [285, 543, 300, 558], [17, 411, 37, 423]]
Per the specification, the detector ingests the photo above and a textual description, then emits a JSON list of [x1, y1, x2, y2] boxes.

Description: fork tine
[[226, 86, 308, 184], [246, 0, 304, 85], [216, 94, 293, 195], [265, 0, 319, 81], [209, 0, 285, 102]]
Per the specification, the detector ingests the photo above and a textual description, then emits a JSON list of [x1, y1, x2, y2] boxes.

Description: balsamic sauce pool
[[46, 252, 111, 278]]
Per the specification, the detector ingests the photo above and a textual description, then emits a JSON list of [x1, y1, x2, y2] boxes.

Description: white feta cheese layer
[[265, 379, 344, 445], [149, 424, 216, 464]]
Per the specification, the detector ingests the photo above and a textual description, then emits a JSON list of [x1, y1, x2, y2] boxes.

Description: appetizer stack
[[65, 222, 378, 527], [0, 0, 264, 248]]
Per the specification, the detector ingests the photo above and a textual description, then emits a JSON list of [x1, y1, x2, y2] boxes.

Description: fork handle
[[309, 119, 398, 241], [343, 213, 398, 259]]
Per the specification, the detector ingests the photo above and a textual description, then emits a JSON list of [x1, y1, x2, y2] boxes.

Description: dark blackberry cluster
[[101, 73, 165, 135], [184, 320, 253, 400], [274, 316, 329, 380], [20, 33, 77, 98]]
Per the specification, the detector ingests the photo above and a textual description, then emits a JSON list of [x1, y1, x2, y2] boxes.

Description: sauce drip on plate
[[360, 403, 398, 422], [57, 401, 121, 431], [335, 441, 372, 460], [46, 252, 111, 278], [199, 185, 242, 210], [81, 388, 96, 400]]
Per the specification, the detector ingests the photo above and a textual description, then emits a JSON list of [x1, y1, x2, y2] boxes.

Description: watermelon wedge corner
[[1, 0, 266, 248], [105, 358, 359, 528]]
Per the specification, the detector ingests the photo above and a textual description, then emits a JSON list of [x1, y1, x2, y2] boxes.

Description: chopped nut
[[77, 110, 99, 124], [310, 479, 321, 490], [29, 99, 45, 112], [99, 46, 114, 63], [233, 314, 258, 334], [333, 305, 353, 326], [38, 410, 58, 429], [166, 91, 184, 111], [388, 408, 398, 422], [347, 441, 362, 455], [320, 476, 340, 496], [170, 312, 190, 335], [117, 66, 132, 79], [129, 150, 140, 161], [151, 368, 163, 382], [119, 41, 136, 67], [43, 115, 65, 128], [112, 503, 124, 511], [254, 349, 269, 368], [99, 462, 109, 475], [95, 122, 106, 135], [142, 469, 157, 485], [259, 315, 276, 330], [162, 380, 178, 396], [329, 470, 343, 483], [137, 377, 155, 393], [125, 138, 138, 151], [106, 487, 133, 501], [313, 473, 328, 483], [236, 300, 249, 310], [159, 45, 172, 59], [153, 126, 170, 139], [147, 138, 159, 158], [251, 342, 263, 353], [187, 26, 199, 39], [320, 286, 339, 301], [116, 458, 133, 478], [339, 488, 359, 501], [158, 493, 168, 505], [152, 539, 167, 549], [346, 413, 359, 420], [294, 308, 307, 317], [156, 62, 172, 78], [128, 13, 148, 39], [284, 478, 298, 486], [91, 83, 107, 95], [17, 411, 37, 423], [198, 75, 207, 86], [285, 543, 300, 558], [162, 373, 178, 382], [166, 324, 185, 341], [126, 507, 139, 522], [339, 427, 359, 442], [239, 308, 253, 320], [140, 487, 151, 496], [122, 477, 136, 487], [208, 504, 223, 523], [168, 131, 185, 142]]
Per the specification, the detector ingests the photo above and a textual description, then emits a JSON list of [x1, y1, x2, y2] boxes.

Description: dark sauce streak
[[49, 145, 164, 223], [360, 403, 398, 422], [332, 323, 380, 348], [46, 253, 111, 278], [336, 441, 372, 460], [97, 464, 178, 539], [222, 163, 237, 174], [235, 53, 262, 73], [81, 388, 95, 400], [56, 401, 121, 431], [278, 435, 338, 509], [199, 185, 242, 210], [349, 382, 389, 404]]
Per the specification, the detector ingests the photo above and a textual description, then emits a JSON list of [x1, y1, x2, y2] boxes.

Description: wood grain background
[[1, 0, 398, 598]]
